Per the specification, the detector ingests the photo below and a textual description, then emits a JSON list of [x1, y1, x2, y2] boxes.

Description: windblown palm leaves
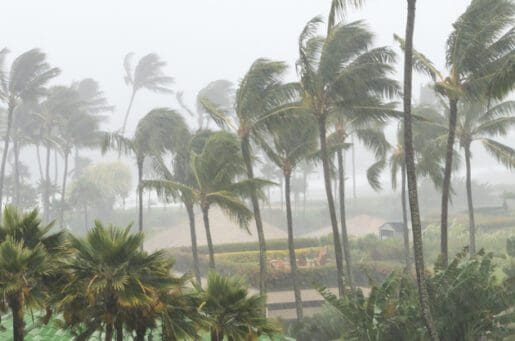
[[121, 53, 174, 134], [297, 14, 398, 296]]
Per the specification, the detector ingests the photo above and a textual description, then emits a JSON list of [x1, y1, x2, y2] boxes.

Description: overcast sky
[[0, 0, 513, 192]]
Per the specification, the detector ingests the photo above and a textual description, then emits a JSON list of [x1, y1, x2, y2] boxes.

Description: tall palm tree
[[57, 222, 176, 341], [400, 0, 439, 339], [102, 108, 188, 235], [0, 206, 66, 341], [201, 59, 298, 295], [395, 0, 515, 266], [259, 112, 318, 320], [176, 79, 233, 130], [198, 272, 279, 341], [455, 100, 515, 254], [144, 131, 269, 269], [296, 15, 397, 296], [121, 53, 174, 134], [0, 48, 60, 212]]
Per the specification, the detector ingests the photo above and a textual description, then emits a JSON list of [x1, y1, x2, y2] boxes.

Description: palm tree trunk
[[115, 319, 123, 341], [137, 158, 144, 234], [9, 292, 25, 341], [186, 202, 202, 284], [318, 116, 345, 297], [121, 89, 136, 135], [135, 327, 146, 341], [44, 144, 51, 222], [0, 104, 15, 213], [202, 205, 215, 269], [403, 1, 439, 339], [36, 143, 44, 181], [13, 137, 20, 207], [285, 172, 303, 320], [60, 151, 69, 229], [401, 163, 410, 268], [53, 149, 58, 204], [280, 177, 284, 212], [241, 137, 267, 296], [440, 97, 458, 267], [105, 323, 113, 341], [464, 143, 476, 255], [211, 329, 224, 341], [337, 149, 354, 289], [351, 134, 357, 200]]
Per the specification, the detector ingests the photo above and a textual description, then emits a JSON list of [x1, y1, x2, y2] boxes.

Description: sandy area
[[144, 207, 287, 251], [301, 214, 386, 238]]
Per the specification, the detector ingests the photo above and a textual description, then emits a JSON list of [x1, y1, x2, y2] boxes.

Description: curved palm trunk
[[121, 89, 136, 135], [137, 158, 144, 234], [44, 144, 51, 223], [464, 144, 476, 255], [59, 151, 69, 229], [318, 116, 345, 297], [403, 1, 439, 339], [285, 172, 303, 320], [186, 202, 202, 283], [9, 292, 25, 341], [0, 104, 15, 213], [401, 164, 410, 268], [440, 98, 458, 267], [337, 149, 354, 289], [241, 137, 267, 296], [202, 206, 216, 269], [13, 137, 20, 207]]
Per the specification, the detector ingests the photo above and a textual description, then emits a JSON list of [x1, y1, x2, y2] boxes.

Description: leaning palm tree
[[121, 52, 174, 134], [144, 131, 269, 269], [400, 0, 439, 338], [0, 206, 66, 341], [0, 48, 60, 212], [455, 100, 515, 254], [201, 59, 298, 295], [259, 112, 318, 320], [296, 15, 397, 296], [102, 108, 188, 235], [395, 0, 515, 266], [198, 272, 279, 341]]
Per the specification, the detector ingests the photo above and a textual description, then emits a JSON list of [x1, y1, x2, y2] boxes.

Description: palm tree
[[57, 222, 176, 341], [176, 79, 233, 130], [0, 48, 60, 212], [259, 112, 318, 320], [144, 131, 269, 269], [400, 0, 439, 338], [198, 272, 279, 341], [121, 53, 174, 134], [201, 59, 298, 295], [395, 0, 515, 266], [102, 108, 188, 235], [0, 206, 66, 341], [454, 101, 515, 254], [296, 15, 397, 296]]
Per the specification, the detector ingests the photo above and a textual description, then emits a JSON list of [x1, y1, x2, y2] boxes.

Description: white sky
[[0, 0, 513, 193]]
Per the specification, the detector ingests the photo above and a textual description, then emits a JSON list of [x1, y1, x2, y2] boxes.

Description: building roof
[[379, 222, 404, 233]]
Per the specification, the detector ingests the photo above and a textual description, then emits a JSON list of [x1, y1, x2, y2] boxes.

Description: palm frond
[[481, 138, 515, 169]]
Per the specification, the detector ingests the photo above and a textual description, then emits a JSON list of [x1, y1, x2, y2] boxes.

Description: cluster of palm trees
[[0, 206, 277, 341], [0, 0, 513, 339]]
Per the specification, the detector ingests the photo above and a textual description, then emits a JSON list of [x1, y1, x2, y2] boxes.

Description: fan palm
[[200, 59, 298, 295], [296, 15, 397, 296], [102, 108, 189, 235], [198, 272, 279, 341], [56, 222, 177, 341], [0, 48, 60, 213], [177, 79, 233, 130], [259, 112, 318, 320], [0, 206, 67, 341], [399, 0, 439, 338], [121, 53, 173, 134], [144, 131, 269, 269], [395, 0, 515, 266]]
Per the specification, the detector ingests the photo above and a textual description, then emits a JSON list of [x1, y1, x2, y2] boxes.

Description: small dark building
[[379, 222, 405, 240]]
